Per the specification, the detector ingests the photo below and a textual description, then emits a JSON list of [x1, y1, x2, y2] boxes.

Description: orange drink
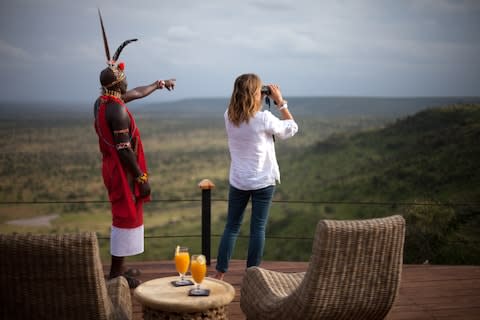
[[175, 251, 190, 275], [173, 246, 191, 286], [191, 255, 206, 284], [189, 254, 209, 295]]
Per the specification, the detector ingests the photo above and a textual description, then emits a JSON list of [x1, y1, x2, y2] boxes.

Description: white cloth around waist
[[110, 224, 144, 257]]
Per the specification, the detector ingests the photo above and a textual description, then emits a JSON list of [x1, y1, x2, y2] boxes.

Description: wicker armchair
[[0, 232, 132, 320], [240, 215, 405, 320]]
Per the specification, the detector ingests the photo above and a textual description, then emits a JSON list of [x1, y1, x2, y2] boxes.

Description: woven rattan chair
[[0, 232, 132, 320], [240, 215, 405, 320]]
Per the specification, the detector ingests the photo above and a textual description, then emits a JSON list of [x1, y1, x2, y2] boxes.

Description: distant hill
[[272, 103, 480, 264], [139, 96, 480, 119], [1, 96, 479, 120]]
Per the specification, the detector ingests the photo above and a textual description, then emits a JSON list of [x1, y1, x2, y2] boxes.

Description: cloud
[[166, 25, 199, 42], [0, 0, 479, 101], [412, 0, 480, 13], [248, 0, 296, 12], [0, 39, 32, 66]]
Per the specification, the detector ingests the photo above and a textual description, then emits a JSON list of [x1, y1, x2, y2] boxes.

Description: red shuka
[[94, 95, 150, 228]]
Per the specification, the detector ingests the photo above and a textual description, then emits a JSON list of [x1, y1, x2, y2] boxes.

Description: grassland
[[1, 99, 479, 264]]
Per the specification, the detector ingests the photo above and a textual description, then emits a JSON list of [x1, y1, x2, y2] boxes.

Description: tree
[[403, 200, 456, 264]]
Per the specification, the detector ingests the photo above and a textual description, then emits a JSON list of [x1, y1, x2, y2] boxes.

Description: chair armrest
[[241, 267, 305, 319], [107, 276, 132, 320], [243, 267, 305, 298]]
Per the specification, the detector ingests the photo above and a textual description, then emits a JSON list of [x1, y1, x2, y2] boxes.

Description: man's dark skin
[[95, 68, 175, 283]]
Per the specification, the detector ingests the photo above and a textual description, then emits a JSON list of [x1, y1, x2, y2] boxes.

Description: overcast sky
[[0, 0, 479, 103]]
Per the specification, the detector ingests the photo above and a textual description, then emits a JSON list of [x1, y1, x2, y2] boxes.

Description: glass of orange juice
[[189, 254, 209, 295], [174, 246, 192, 286]]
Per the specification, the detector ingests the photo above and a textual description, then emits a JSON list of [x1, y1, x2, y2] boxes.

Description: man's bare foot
[[214, 271, 225, 281]]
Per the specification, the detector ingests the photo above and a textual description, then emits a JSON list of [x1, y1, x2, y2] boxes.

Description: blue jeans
[[216, 184, 275, 273]]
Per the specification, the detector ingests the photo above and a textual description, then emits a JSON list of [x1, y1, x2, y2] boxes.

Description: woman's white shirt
[[225, 109, 298, 190]]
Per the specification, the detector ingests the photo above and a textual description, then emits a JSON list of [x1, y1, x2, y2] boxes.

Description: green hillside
[[283, 103, 480, 202], [272, 103, 480, 264]]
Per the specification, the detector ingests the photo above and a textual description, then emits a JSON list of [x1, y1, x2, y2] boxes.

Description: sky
[[0, 0, 479, 103]]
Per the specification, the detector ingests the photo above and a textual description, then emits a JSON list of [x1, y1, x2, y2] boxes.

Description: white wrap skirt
[[110, 224, 144, 257]]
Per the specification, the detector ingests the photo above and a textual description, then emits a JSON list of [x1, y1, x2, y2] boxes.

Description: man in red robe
[[94, 60, 175, 288]]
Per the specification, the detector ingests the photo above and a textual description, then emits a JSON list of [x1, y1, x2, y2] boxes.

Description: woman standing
[[215, 73, 298, 280]]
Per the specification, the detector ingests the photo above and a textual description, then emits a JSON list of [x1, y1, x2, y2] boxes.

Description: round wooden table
[[134, 276, 235, 320]]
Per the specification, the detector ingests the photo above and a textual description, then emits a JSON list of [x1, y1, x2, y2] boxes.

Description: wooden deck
[[111, 260, 480, 320]]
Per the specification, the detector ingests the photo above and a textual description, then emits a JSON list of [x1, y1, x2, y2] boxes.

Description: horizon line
[[1, 95, 480, 105]]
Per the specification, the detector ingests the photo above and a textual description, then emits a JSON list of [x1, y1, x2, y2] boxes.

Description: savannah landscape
[[0, 97, 479, 264]]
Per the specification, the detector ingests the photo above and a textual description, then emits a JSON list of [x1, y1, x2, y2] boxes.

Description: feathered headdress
[[98, 9, 138, 89]]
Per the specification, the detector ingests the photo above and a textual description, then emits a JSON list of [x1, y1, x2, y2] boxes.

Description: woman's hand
[[266, 84, 285, 107]]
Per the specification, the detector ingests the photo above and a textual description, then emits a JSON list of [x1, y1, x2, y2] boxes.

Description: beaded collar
[[102, 89, 123, 101]]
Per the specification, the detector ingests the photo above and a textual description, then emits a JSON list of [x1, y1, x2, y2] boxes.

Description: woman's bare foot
[[214, 271, 225, 281]]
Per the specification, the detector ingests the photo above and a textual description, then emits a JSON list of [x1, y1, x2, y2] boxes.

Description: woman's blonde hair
[[227, 73, 262, 126]]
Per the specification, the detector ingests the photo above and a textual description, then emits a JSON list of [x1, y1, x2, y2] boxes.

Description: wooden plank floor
[[106, 260, 480, 320]]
